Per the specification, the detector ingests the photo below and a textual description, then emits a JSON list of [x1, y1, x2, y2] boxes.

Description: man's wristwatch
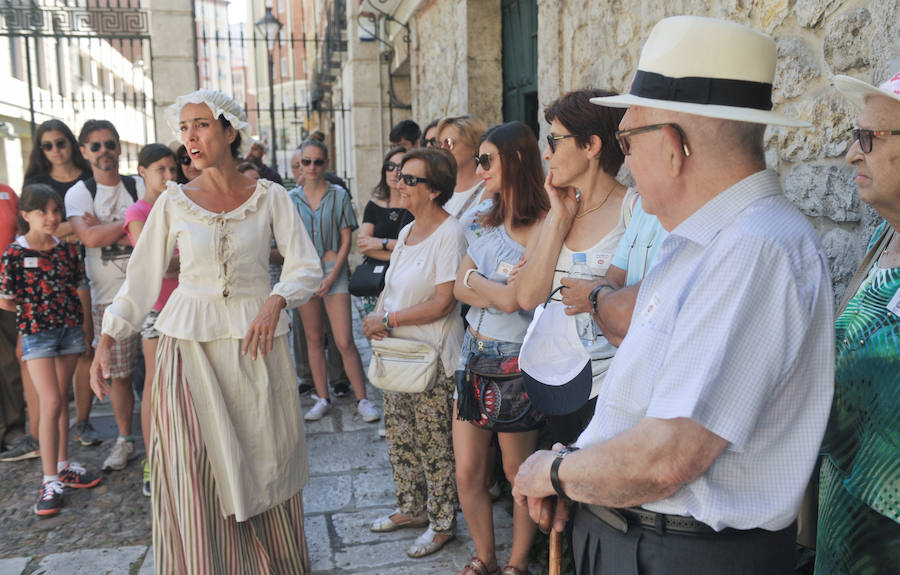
[[381, 311, 392, 331], [381, 238, 389, 251], [589, 283, 614, 315], [550, 446, 579, 500]]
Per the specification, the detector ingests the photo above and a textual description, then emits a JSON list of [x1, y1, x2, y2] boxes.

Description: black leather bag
[[456, 353, 546, 433], [349, 257, 388, 297]]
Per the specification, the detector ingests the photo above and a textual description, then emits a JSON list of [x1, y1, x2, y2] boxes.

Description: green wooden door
[[501, 0, 539, 136]]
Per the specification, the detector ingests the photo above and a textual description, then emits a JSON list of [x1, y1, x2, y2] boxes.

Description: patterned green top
[[816, 222, 900, 574]]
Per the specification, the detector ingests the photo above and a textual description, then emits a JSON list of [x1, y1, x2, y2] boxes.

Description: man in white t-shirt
[[65, 120, 145, 473]]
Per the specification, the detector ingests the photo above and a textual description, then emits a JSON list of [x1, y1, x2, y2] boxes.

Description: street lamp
[[255, 6, 283, 172]]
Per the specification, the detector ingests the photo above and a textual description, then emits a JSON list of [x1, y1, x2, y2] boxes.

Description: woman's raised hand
[[242, 294, 286, 360], [544, 172, 579, 223]]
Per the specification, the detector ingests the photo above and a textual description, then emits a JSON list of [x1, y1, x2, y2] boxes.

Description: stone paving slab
[[0, 558, 29, 575], [32, 546, 147, 574]]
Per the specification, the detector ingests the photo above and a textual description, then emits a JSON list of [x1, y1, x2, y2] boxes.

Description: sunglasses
[[439, 137, 455, 151], [40, 139, 68, 152], [300, 158, 326, 167], [422, 137, 438, 148], [88, 140, 118, 153], [473, 153, 498, 170], [852, 128, 900, 154], [384, 161, 400, 172], [546, 133, 577, 154], [615, 123, 690, 157], [397, 172, 431, 187], [178, 155, 192, 166]]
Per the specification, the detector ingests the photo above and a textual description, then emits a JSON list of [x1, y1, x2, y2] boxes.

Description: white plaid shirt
[[576, 170, 835, 531]]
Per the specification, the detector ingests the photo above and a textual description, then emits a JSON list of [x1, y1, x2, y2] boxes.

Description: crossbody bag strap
[[837, 226, 893, 316]]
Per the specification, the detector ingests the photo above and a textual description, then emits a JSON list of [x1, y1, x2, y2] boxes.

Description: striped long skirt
[[150, 336, 310, 574]]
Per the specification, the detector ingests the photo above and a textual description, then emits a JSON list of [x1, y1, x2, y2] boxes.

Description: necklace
[[576, 180, 619, 219]]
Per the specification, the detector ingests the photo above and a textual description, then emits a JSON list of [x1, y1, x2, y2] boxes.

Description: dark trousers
[[0, 310, 25, 446], [572, 505, 797, 575]]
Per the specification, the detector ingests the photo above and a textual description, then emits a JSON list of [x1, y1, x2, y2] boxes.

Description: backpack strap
[[84, 175, 138, 202]]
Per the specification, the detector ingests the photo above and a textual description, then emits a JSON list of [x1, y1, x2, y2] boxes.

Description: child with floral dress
[[0, 184, 101, 516]]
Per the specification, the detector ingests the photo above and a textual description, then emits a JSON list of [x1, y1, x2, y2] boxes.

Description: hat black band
[[631, 70, 773, 111]]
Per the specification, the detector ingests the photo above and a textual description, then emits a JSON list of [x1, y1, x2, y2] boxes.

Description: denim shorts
[[21, 325, 86, 361], [140, 310, 161, 340], [322, 259, 350, 296], [457, 329, 523, 370], [455, 329, 523, 400]]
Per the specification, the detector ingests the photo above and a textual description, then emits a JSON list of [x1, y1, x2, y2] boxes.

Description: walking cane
[[540, 497, 563, 575]]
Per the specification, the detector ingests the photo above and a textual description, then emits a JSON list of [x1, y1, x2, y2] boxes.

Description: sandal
[[406, 526, 455, 558], [459, 557, 499, 575], [370, 510, 429, 532], [500, 566, 527, 575]]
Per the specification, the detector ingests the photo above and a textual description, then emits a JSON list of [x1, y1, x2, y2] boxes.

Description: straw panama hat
[[833, 72, 900, 108], [591, 16, 812, 128]]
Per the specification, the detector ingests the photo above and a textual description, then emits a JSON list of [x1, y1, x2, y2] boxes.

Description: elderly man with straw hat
[[513, 16, 834, 574]]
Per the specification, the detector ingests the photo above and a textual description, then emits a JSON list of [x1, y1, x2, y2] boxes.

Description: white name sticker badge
[[639, 293, 661, 321], [24, 257, 39, 268], [496, 261, 514, 278], [592, 252, 612, 269], [373, 265, 385, 273], [887, 288, 900, 318], [414, 257, 426, 269], [0, 192, 9, 200]]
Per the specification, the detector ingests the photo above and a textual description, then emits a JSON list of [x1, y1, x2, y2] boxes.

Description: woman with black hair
[[355, 146, 414, 301], [23, 120, 92, 233]]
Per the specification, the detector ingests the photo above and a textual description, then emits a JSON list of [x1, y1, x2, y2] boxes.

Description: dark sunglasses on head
[[384, 161, 400, 172], [473, 153, 497, 170], [852, 128, 900, 154], [300, 158, 326, 167], [40, 139, 68, 152], [422, 137, 438, 148], [88, 140, 118, 153], [615, 123, 690, 157], [546, 133, 577, 154], [397, 172, 431, 187], [178, 155, 192, 166]]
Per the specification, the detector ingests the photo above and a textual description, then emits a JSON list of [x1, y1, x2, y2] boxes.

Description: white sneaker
[[304, 397, 332, 421], [102, 437, 135, 471], [357, 398, 381, 423]]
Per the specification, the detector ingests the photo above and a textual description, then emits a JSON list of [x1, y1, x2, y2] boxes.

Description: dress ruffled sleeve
[[269, 185, 323, 309], [102, 192, 176, 340]]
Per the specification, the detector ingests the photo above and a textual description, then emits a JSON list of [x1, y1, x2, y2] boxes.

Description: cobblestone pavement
[[0, 299, 523, 574]]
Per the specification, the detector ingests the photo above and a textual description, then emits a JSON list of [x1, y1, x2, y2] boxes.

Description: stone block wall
[[409, 0, 503, 126], [536, 0, 899, 301]]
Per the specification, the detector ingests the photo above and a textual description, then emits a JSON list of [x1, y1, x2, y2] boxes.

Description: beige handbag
[[367, 337, 440, 393]]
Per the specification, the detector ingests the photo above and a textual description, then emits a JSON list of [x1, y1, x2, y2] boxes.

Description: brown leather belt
[[584, 504, 720, 536]]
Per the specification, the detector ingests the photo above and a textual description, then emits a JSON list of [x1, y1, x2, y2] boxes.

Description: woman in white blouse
[[90, 90, 322, 574], [363, 148, 467, 559]]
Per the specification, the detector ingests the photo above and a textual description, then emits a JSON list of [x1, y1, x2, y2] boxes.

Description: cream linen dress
[[102, 179, 322, 573]]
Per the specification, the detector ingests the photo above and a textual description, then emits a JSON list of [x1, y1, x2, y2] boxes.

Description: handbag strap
[[544, 285, 564, 308], [837, 225, 894, 316]]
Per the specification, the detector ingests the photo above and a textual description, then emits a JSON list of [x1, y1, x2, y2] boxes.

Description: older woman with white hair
[[90, 90, 322, 573], [817, 71, 900, 575]]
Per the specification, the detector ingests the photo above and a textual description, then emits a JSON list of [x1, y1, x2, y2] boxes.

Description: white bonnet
[[165, 90, 253, 156]]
